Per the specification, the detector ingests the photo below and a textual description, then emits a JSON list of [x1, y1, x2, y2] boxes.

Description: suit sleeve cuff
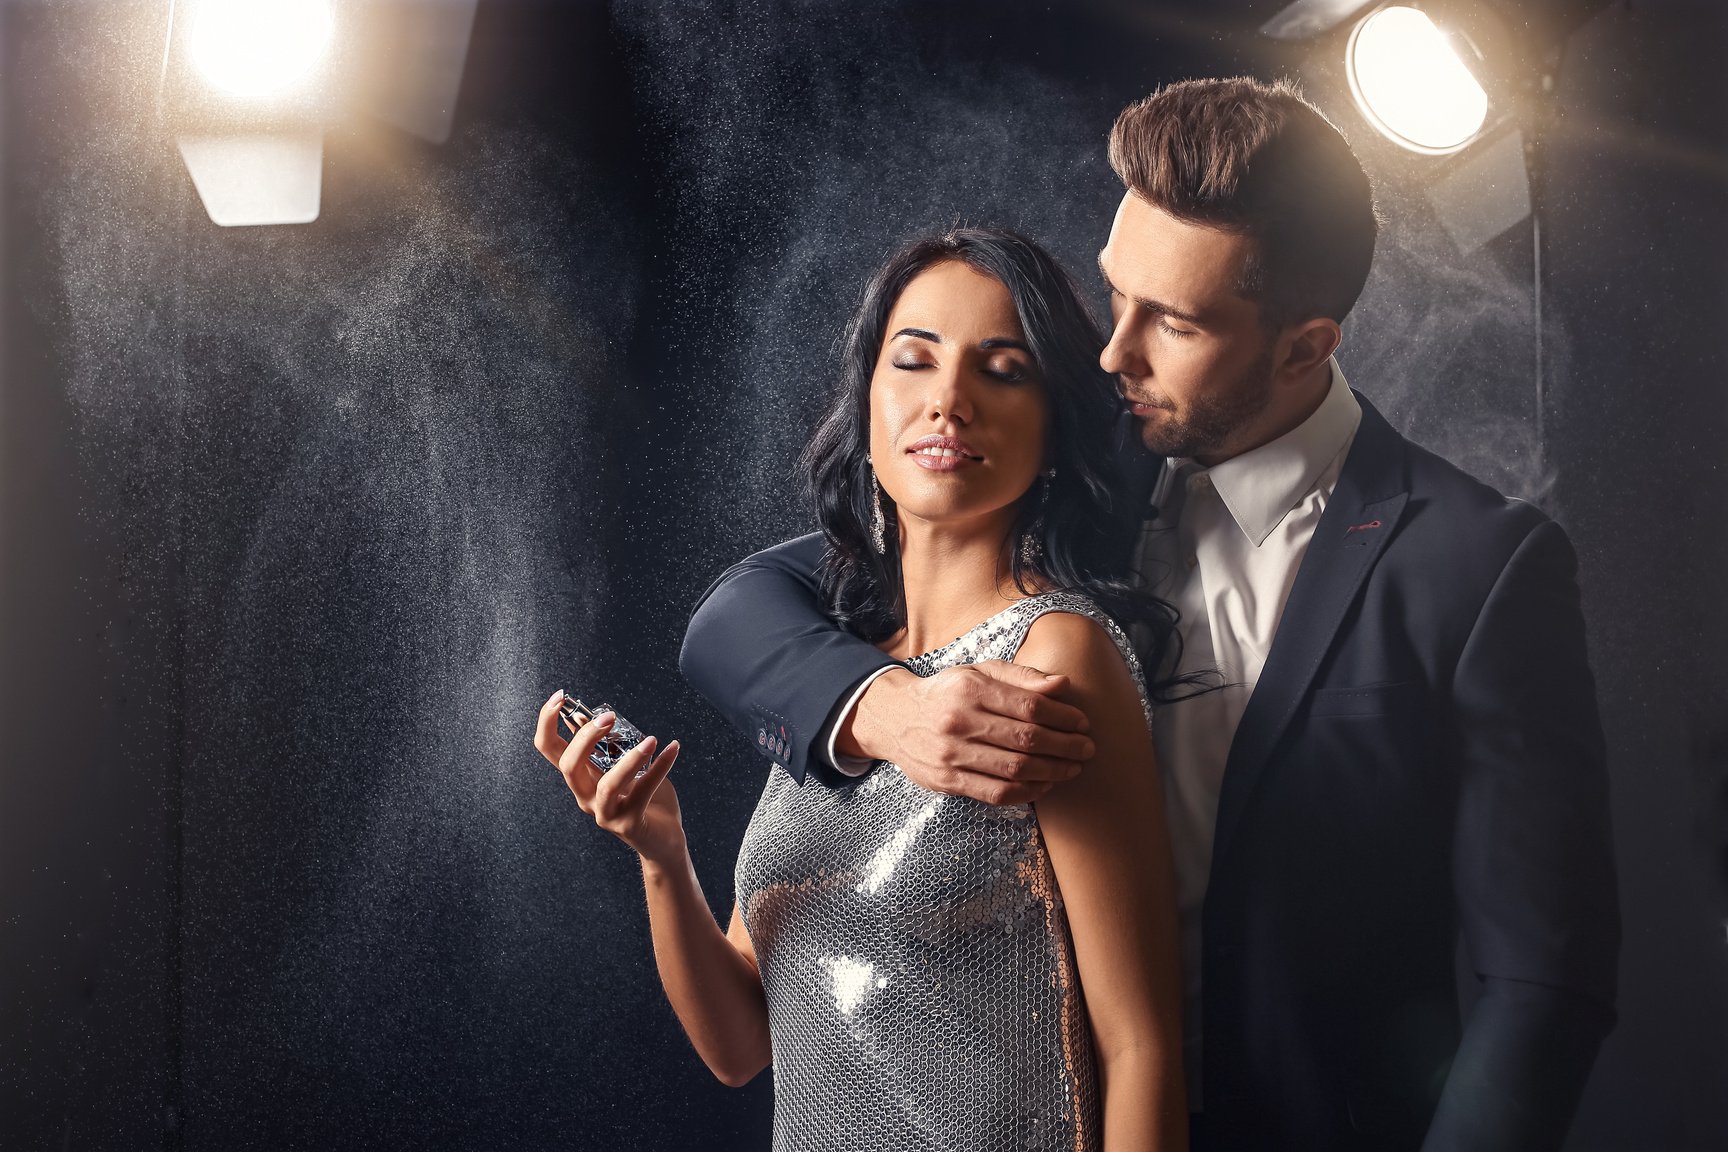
[[818, 665, 900, 777]]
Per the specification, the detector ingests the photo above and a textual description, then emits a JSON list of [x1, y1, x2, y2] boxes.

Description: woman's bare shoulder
[[1015, 603, 1139, 694], [1018, 605, 1161, 805]]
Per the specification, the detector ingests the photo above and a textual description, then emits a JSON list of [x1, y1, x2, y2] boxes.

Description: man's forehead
[[1100, 192, 1253, 305]]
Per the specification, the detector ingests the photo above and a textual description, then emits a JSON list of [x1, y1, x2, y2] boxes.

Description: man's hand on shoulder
[[838, 661, 1095, 805]]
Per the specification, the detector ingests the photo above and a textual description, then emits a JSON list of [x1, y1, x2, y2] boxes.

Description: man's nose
[[1100, 315, 1146, 379]]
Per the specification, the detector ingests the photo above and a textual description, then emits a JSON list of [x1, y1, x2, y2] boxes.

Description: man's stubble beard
[[1135, 338, 1277, 460]]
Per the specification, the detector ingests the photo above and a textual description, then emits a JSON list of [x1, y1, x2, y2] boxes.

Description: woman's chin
[[889, 497, 1026, 537]]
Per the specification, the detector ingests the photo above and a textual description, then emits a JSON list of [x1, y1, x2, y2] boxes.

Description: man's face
[[1098, 192, 1278, 463]]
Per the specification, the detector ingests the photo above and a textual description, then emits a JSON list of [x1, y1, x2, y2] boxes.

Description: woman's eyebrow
[[893, 328, 1029, 352]]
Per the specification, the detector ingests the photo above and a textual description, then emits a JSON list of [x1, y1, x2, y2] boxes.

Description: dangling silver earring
[[1019, 468, 1056, 567], [870, 466, 887, 555], [1019, 529, 1041, 568]]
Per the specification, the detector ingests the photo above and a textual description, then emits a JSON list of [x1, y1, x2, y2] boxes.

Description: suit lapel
[[1210, 392, 1411, 865]]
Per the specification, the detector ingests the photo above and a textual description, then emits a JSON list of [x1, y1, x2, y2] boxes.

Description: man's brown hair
[[1108, 76, 1378, 328]]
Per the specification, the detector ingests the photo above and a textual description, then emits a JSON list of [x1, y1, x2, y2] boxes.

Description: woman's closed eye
[[981, 361, 1031, 382], [891, 356, 1033, 382]]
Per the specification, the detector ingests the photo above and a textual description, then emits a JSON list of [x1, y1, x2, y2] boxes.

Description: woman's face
[[868, 260, 1048, 541]]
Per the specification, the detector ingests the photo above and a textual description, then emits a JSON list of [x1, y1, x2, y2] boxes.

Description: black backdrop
[[3, 1, 1725, 1149]]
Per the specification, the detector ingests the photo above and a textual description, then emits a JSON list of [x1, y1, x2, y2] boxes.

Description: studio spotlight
[[185, 0, 336, 103], [1264, 1, 1617, 163], [159, 0, 479, 228], [1262, 0, 1613, 251], [1263, 0, 1616, 447], [1345, 5, 1489, 155], [163, 0, 342, 227]]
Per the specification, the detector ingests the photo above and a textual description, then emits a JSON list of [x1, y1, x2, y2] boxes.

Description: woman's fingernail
[[595, 712, 616, 728]]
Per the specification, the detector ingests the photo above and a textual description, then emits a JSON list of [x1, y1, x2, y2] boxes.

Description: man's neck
[[1196, 360, 1334, 468]]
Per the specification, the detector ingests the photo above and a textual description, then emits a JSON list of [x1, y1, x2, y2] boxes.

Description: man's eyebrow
[[1096, 253, 1206, 326]]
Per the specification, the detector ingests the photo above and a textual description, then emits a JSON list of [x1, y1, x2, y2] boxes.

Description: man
[[680, 77, 1618, 1151]]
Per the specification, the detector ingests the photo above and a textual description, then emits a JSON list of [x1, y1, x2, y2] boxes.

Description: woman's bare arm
[[638, 866, 771, 1088], [533, 692, 771, 1087], [1016, 613, 1188, 1151]]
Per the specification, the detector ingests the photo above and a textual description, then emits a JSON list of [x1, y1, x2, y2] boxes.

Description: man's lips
[[1121, 393, 1170, 416], [907, 434, 983, 470]]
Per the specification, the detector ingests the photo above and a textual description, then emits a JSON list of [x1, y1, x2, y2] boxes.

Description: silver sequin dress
[[734, 591, 1153, 1152]]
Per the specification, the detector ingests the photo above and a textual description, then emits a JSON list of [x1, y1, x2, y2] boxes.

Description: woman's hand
[[533, 690, 687, 868]]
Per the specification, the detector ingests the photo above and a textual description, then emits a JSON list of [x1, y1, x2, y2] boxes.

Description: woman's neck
[[883, 509, 1035, 661]]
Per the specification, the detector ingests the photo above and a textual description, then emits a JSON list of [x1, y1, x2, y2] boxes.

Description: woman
[[532, 228, 1187, 1149]]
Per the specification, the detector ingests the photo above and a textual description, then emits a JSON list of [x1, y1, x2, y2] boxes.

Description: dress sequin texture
[[734, 592, 1153, 1150]]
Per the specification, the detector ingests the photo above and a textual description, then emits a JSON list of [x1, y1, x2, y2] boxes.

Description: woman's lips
[[907, 436, 983, 471], [910, 450, 980, 472]]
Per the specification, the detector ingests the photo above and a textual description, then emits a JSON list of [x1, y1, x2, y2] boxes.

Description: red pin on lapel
[[1345, 519, 1383, 535]]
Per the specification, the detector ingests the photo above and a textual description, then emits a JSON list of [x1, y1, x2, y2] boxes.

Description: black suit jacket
[[679, 392, 1619, 1151]]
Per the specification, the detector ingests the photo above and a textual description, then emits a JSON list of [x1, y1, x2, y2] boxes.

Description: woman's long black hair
[[801, 226, 1182, 680]]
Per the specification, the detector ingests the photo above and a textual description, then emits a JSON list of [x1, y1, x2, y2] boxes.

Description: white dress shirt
[[1135, 359, 1361, 1108], [823, 666, 898, 776]]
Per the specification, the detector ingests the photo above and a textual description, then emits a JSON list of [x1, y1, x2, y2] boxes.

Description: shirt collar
[[1174, 357, 1362, 547]]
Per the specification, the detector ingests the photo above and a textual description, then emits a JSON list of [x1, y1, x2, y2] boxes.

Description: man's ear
[[1275, 317, 1342, 384]]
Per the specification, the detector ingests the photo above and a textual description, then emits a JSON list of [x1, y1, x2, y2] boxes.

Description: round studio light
[[187, 0, 336, 102], [1346, 5, 1490, 155]]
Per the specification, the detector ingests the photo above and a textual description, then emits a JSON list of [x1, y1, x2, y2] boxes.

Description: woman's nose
[[924, 363, 973, 424]]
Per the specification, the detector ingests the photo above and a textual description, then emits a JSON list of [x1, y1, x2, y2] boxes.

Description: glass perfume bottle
[[557, 693, 648, 772]]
